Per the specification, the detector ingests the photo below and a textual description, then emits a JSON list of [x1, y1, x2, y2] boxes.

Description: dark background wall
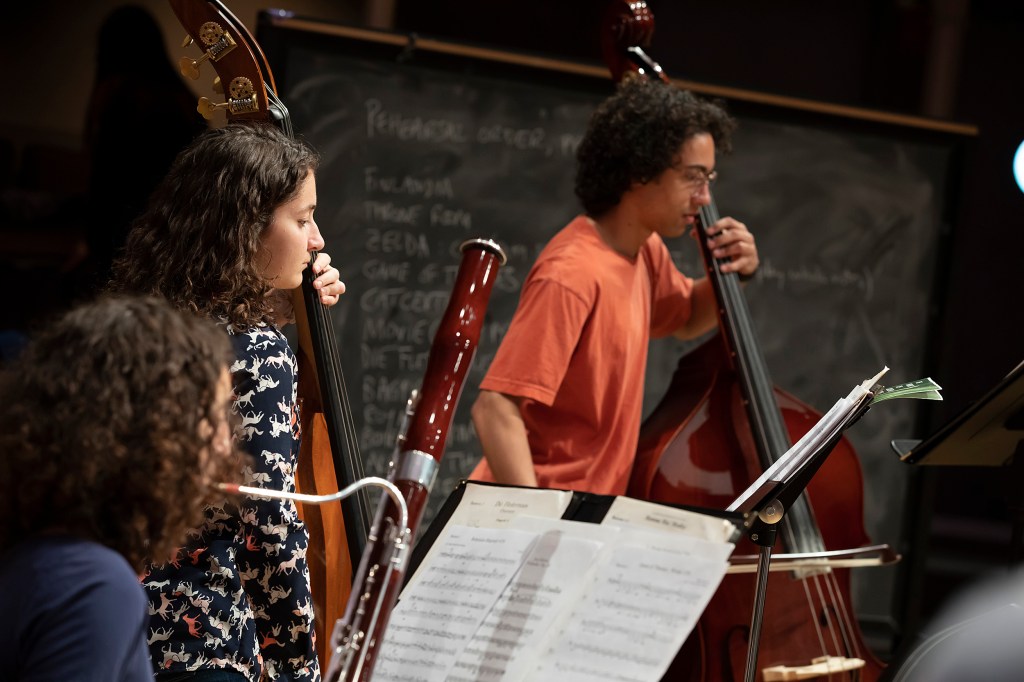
[[3, 0, 1022, 665]]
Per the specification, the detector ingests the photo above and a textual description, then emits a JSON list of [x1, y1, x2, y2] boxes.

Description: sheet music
[[384, 512, 732, 682], [448, 524, 606, 682], [728, 376, 876, 513], [450, 483, 575, 529], [523, 527, 732, 682], [602, 495, 737, 542], [404, 483, 574, 595], [374, 525, 540, 682]]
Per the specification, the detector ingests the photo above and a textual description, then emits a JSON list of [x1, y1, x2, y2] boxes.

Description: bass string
[[307, 264, 374, 529], [700, 200, 862, 667]]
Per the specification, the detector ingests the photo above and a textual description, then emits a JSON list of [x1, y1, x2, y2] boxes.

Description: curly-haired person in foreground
[[470, 77, 760, 495], [111, 123, 345, 682], [0, 295, 239, 681]]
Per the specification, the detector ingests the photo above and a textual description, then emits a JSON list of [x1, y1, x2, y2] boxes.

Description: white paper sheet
[[404, 483, 573, 595], [374, 525, 540, 682]]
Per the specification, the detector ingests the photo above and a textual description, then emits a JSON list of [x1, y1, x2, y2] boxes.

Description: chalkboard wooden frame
[[257, 12, 972, 653]]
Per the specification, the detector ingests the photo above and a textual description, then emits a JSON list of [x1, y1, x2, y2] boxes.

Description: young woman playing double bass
[[112, 123, 345, 681]]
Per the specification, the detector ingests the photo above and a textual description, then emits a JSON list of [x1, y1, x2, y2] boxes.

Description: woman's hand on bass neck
[[267, 252, 346, 328]]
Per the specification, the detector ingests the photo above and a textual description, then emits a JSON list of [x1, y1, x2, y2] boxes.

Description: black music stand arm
[[745, 415, 867, 543]]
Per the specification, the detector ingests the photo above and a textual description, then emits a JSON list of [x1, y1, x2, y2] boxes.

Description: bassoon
[[325, 237, 507, 682]]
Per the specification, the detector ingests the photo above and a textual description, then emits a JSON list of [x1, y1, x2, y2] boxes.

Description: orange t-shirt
[[470, 215, 694, 495]]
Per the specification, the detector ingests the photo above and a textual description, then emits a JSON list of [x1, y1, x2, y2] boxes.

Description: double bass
[[602, 3, 895, 680], [168, 0, 373, 667]]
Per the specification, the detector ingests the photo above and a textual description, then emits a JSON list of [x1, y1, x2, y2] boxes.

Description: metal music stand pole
[[741, 504, 782, 682]]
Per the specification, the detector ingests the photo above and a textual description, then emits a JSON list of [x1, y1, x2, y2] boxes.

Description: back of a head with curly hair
[[575, 77, 736, 217], [0, 295, 241, 571], [110, 123, 319, 328]]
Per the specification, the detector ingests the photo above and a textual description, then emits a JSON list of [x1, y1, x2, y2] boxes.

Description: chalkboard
[[262, 18, 961, 635], [272, 34, 606, 508]]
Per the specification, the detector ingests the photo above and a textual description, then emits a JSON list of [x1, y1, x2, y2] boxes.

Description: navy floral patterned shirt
[[141, 324, 320, 680]]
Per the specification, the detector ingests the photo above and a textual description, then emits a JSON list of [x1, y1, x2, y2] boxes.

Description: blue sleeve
[[230, 328, 320, 680], [3, 539, 152, 682]]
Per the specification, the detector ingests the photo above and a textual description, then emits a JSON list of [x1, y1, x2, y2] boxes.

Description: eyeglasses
[[683, 167, 717, 194]]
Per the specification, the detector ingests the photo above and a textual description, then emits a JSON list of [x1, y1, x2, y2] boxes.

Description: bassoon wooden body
[[325, 238, 507, 682]]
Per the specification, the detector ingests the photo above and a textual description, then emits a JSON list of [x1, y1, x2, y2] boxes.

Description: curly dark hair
[[0, 295, 241, 571], [110, 123, 319, 327], [575, 77, 736, 216]]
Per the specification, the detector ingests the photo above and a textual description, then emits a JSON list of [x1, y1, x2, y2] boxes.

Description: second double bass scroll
[[600, 2, 894, 680]]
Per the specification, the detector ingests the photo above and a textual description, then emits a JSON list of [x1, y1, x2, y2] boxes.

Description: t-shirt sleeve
[[647, 236, 695, 338], [480, 277, 591, 406], [15, 544, 151, 682]]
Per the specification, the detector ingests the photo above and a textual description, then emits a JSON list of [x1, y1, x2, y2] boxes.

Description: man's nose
[[692, 182, 712, 205]]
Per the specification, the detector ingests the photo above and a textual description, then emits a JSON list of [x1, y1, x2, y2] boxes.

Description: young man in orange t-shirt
[[469, 78, 760, 495]]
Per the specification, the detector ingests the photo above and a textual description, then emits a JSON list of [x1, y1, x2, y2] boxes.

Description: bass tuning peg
[[196, 77, 258, 120]]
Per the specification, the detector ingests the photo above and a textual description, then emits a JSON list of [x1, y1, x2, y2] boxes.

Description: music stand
[[893, 359, 1024, 467], [891, 360, 1024, 559], [728, 385, 877, 682]]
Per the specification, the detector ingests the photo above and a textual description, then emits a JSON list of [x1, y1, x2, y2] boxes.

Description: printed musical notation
[[526, 527, 732, 682], [379, 483, 735, 682], [374, 525, 539, 682]]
